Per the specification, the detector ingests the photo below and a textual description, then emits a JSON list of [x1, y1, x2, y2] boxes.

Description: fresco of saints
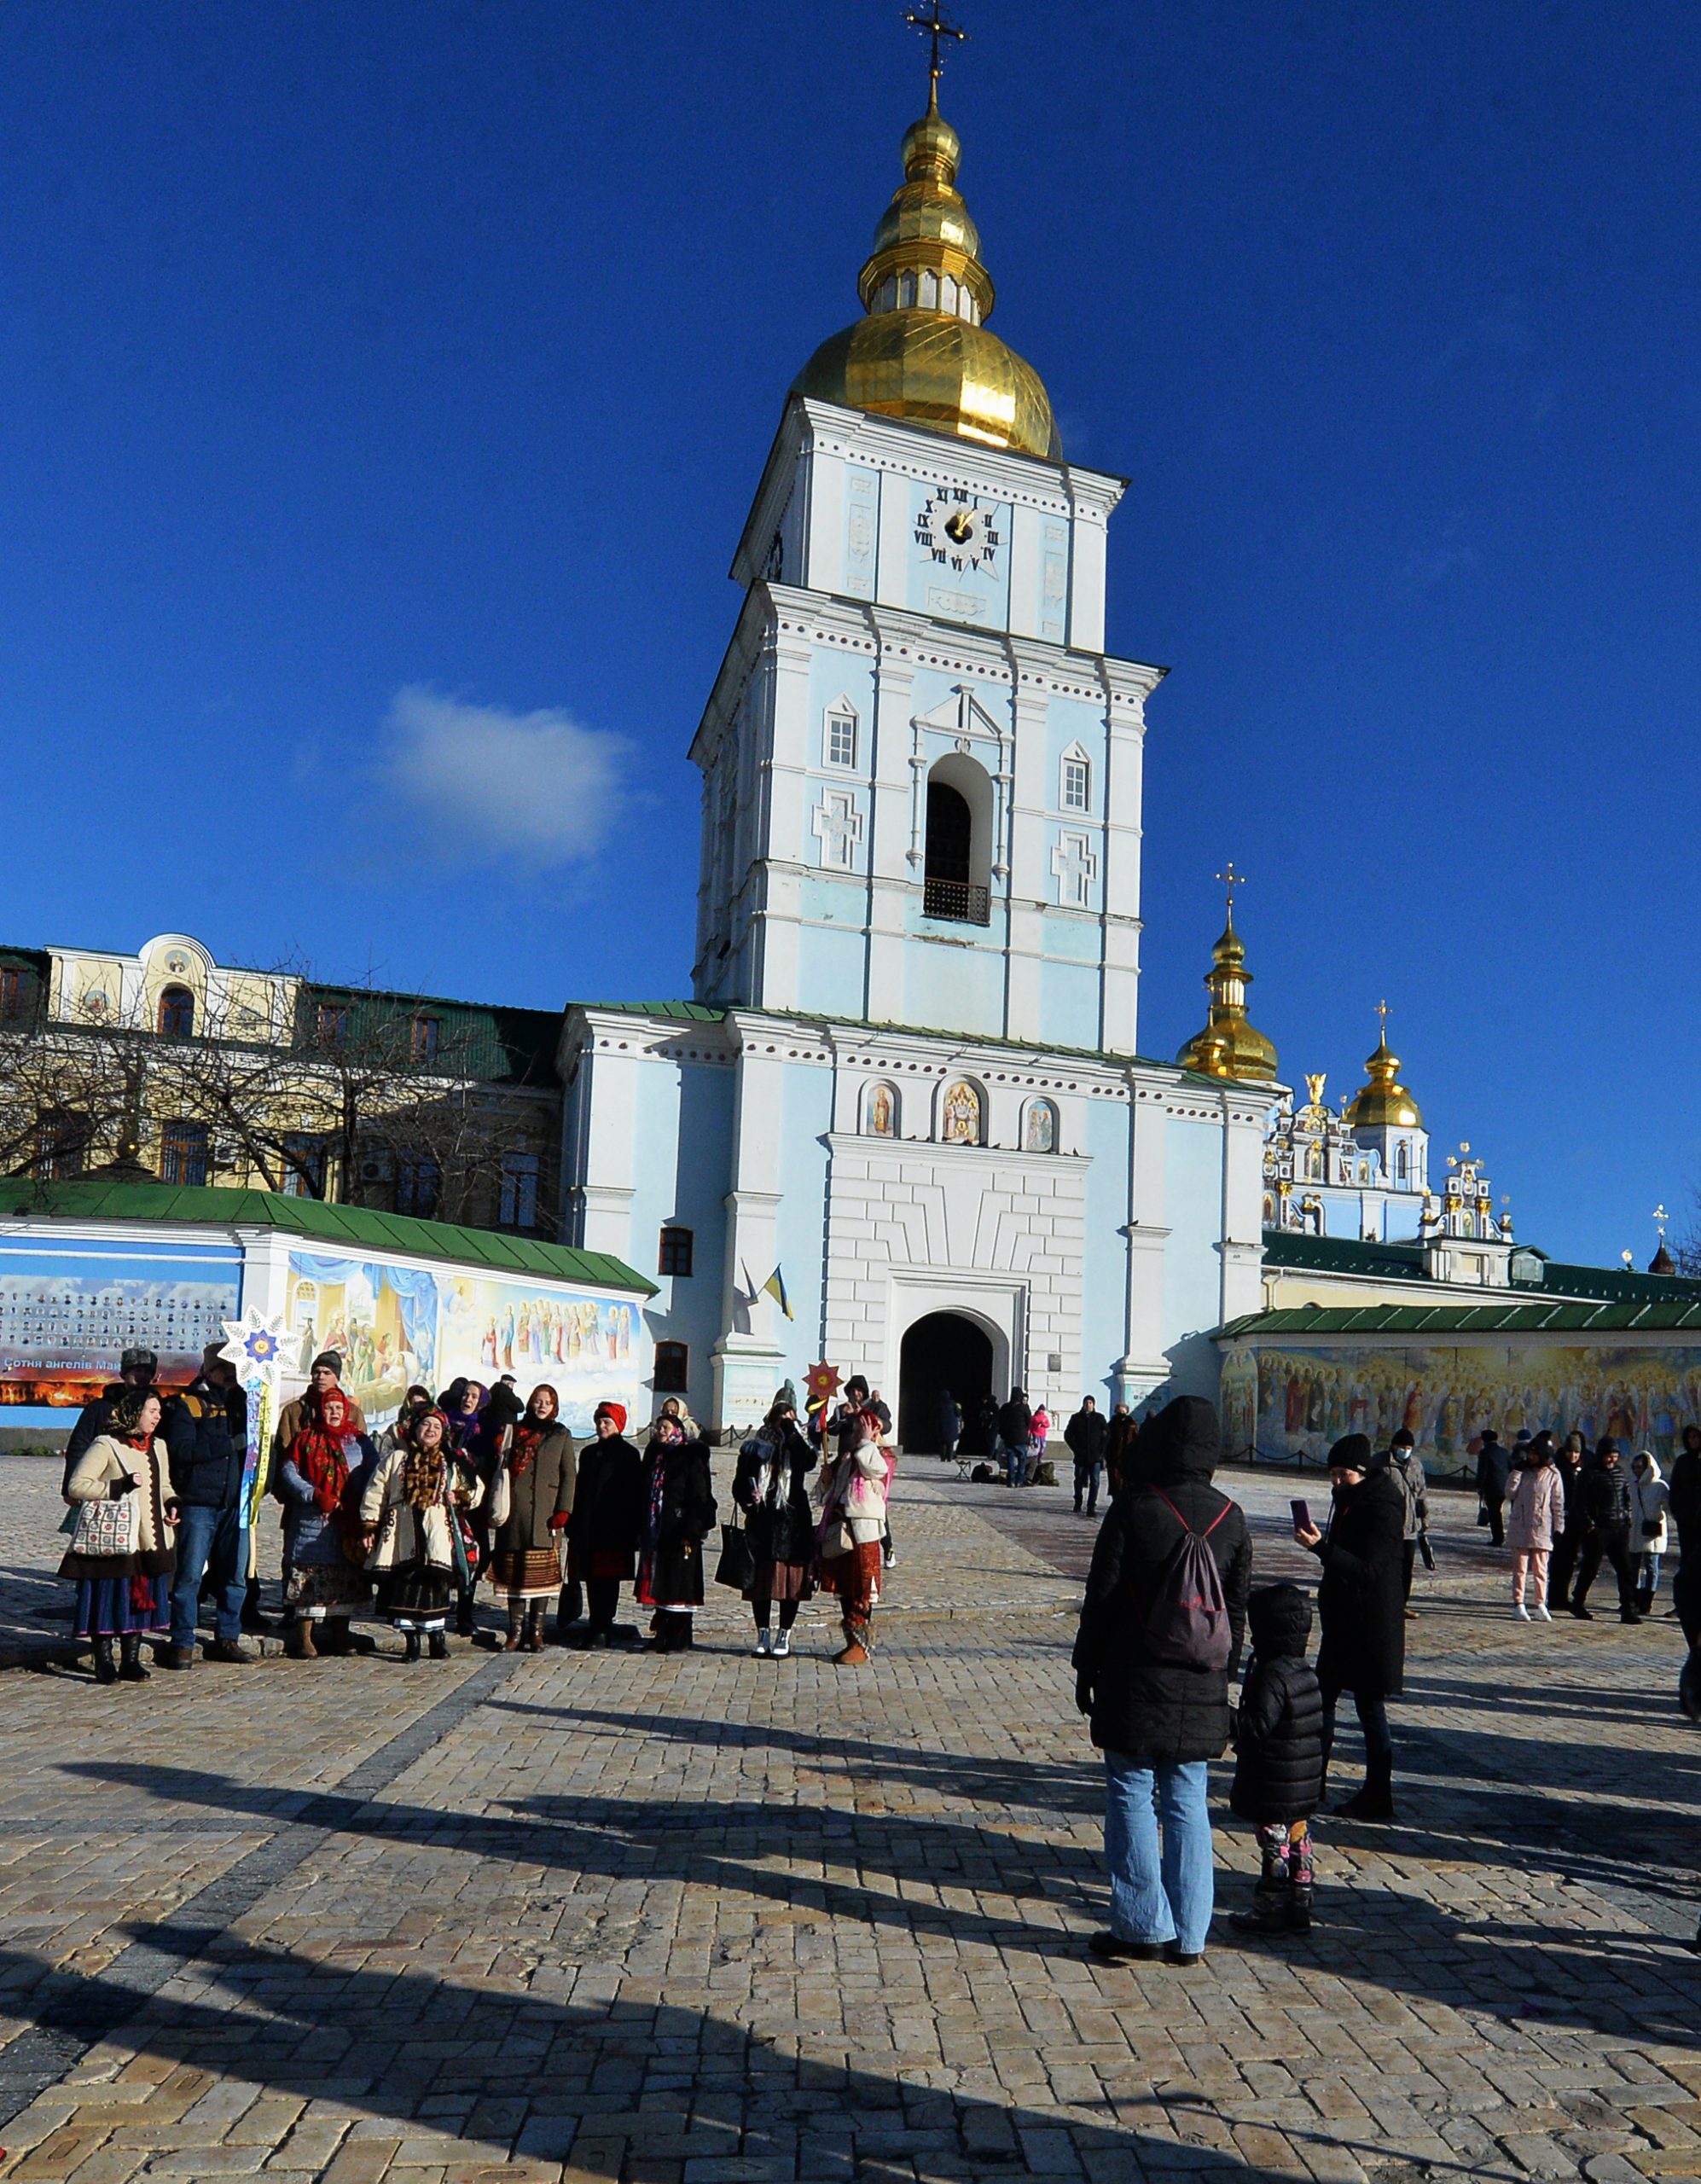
[[943, 1081, 981, 1146]]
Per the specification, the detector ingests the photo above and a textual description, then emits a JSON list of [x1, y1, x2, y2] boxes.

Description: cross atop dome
[[904, 1, 967, 111]]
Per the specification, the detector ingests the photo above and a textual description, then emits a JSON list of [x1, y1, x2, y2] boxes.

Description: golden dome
[[792, 91, 1061, 462], [1345, 1036, 1423, 1129], [1177, 912, 1280, 1083]]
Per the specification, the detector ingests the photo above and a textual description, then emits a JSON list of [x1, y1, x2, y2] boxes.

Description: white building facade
[[557, 93, 1274, 1438]]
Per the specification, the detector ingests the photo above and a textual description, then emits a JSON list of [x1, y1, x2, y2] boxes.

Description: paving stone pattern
[[1, 1448, 1698, 2183]]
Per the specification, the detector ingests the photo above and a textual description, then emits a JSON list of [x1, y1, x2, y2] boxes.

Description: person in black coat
[[1296, 1433, 1405, 1821], [637, 1415, 717, 1652], [1549, 1432, 1590, 1611], [733, 1399, 819, 1657], [1570, 1438, 1640, 1623], [1228, 1583, 1325, 1937], [997, 1390, 1034, 1489], [1072, 1395, 1251, 1966], [1065, 1398, 1110, 1518], [1476, 1429, 1512, 1547], [564, 1403, 645, 1646], [160, 1359, 253, 1670]]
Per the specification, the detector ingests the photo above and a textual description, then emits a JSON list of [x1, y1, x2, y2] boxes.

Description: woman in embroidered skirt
[[636, 1414, 716, 1653], [362, 1407, 482, 1660], [278, 1386, 375, 1658], [488, 1384, 576, 1652], [816, 1405, 890, 1668], [733, 1397, 817, 1658], [566, 1403, 645, 1646], [61, 1389, 178, 1685]]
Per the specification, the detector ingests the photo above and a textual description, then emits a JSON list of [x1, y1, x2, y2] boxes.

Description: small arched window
[[1395, 1142, 1409, 1184], [864, 1082, 898, 1138], [1023, 1099, 1057, 1153], [157, 985, 194, 1038], [941, 1080, 982, 1147]]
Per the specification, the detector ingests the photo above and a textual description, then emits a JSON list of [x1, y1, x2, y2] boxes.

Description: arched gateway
[[899, 1311, 995, 1452]]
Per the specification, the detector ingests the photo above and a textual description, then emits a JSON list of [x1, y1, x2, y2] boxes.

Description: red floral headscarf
[[291, 1386, 357, 1516]]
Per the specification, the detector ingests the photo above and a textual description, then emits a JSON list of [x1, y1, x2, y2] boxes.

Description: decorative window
[[315, 1002, 349, 1048], [864, 1082, 898, 1138], [812, 788, 863, 872], [0, 967, 21, 1019], [941, 1080, 983, 1146], [1023, 1099, 1057, 1153], [157, 985, 195, 1038], [36, 1109, 88, 1180], [160, 1119, 210, 1188], [825, 705, 858, 770], [411, 1014, 440, 1062], [499, 1153, 540, 1230], [396, 1159, 440, 1219], [654, 1340, 689, 1394], [1396, 1143, 1410, 1184], [1060, 749, 1091, 813], [659, 1226, 694, 1278], [1051, 829, 1098, 910], [1306, 1148, 1323, 1182], [280, 1131, 328, 1198]]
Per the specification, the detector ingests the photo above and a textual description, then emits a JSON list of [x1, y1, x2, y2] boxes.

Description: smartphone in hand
[[1290, 1497, 1312, 1536]]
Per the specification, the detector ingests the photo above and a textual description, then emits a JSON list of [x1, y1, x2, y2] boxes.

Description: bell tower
[[688, 47, 1162, 1055]]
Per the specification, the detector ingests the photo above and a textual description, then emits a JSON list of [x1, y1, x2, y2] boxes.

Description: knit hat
[[1327, 1433, 1372, 1472], [120, 1346, 158, 1375], [595, 1401, 627, 1432], [311, 1350, 343, 1378]]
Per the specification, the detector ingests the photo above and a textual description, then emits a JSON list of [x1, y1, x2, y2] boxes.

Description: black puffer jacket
[[1582, 1459, 1631, 1532], [1230, 1583, 1325, 1823], [1669, 1443, 1701, 1554], [162, 1380, 249, 1509], [1312, 1460, 1406, 1699], [1072, 1397, 1251, 1765], [569, 1432, 645, 1575], [1555, 1454, 1589, 1540]]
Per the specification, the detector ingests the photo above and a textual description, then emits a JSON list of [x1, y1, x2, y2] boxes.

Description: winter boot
[[428, 1629, 450, 1660], [1636, 1583, 1655, 1618], [524, 1604, 546, 1652], [1286, 1883, 1315, 1934], [503, 1611, 525, 1653], [1230, 1836, 1290, 1934], [403, 1630, 422, 1663], [118, 1634, 151, 1683], [92, 1635, 119, 1686]]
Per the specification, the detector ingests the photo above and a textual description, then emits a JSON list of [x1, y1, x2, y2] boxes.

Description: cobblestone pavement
[[2, 1449, 1698, 2183]]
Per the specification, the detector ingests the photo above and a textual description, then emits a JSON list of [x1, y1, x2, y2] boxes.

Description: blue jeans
[[1101, 1752, 1214, 1953], [999, 1439, 1023, 1487], [170, 1502, 246, 1650]]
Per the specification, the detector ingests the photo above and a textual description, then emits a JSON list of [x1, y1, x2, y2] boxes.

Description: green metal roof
[[1220, 1298, 1701, 1341], [1260, 1228, 1701, 1304], [1261, 1232, 1430, 1281], [1, 1180, 655, 1296], [577, 1000, 729, 1024]]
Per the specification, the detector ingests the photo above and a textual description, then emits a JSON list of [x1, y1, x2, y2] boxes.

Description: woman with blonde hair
[[362, 1407, 482, 1660], [61, 1388, 178, 1684]]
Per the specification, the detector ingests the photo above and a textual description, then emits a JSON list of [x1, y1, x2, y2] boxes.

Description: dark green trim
[[0, 1179, 655, 1295], [1220, 1298, 1701, 1339]]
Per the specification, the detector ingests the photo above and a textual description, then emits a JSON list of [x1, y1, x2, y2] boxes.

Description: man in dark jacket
[[1072, 1395, 1251, 1966], [1669, 1425, 1701, 1647], [997, 1389, 1033, 1489], [1297, 1434, 1405, 1821], [1476, 1429, 1512, 1547], [1065, 1397, 1110, 1518], [62, 1345, 158, 1495], [160, 1357, 253, 1669], [1570, 1438, 1640, 1623], [1550, 1435, 1590, 1611]]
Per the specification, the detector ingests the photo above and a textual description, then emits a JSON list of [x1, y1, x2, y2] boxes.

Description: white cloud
[[382, 685, 634, 865]]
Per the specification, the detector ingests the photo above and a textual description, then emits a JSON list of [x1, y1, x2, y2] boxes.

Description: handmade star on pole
[[219, 1308, 291, 1540], [219, 1308, 289, 1378], [804, 1362, 842, 1413]]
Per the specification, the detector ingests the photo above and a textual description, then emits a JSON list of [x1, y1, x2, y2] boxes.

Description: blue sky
[[2, 0, 1696, 1268]]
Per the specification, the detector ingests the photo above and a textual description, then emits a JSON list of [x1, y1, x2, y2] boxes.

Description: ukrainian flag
[[761, 1266, 793, 1320]]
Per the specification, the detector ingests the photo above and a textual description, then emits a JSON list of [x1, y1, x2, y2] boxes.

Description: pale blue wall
[[628, 1056, 734, 1420], [1039, 958, 1100, 1052], [1163, 1118, 1228, 1398], [903, 939, 1006, 1037], [1080, 1101, 1132, 1405], [770, 1055, 835, 1385], [902, 478, 1013, 630], [795, 921, 867, 1020]]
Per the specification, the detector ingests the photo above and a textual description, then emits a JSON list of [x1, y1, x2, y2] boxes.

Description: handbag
[[714, 1518, 755, 1593], [1476, 1499, 1490, 1528], [71, 1484, 142, 1559], [1419, 1531, 1436, 1571], [488, 1464, 512, 1530]]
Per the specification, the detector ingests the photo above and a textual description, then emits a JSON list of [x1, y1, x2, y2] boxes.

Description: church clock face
[[914, 485, 1002, 574]]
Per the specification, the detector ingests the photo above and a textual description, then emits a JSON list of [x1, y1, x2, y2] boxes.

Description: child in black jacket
[[1230, 1582, 1326, 1934]]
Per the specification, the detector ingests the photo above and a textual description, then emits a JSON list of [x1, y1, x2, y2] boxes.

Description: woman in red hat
[[565, 1402, 644, 1647]]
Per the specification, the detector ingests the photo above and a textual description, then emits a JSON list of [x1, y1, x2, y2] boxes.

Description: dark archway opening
[[899, 1311, 994, 1453], [924, 782, 972, 885]]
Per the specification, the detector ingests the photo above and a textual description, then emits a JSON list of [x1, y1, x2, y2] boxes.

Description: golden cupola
[[1345, 1023, 1424, 1130], [1177, 891, 1279, 1083], [792, 85, 1062, 462]]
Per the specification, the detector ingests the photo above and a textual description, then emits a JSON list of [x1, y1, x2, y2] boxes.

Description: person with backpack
[[1294, 1434, 1405, 1821], [1228, 1583, 1325, 1937], [1072, 1395, 1251, 1967], [160, 1354, 254, 1669]]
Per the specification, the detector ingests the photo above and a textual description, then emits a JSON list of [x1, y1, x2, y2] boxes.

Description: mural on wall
[[286, 1252, 645, 1433], [0, 1243, 242, 1409], [1236, 1342, 1701, 1470]]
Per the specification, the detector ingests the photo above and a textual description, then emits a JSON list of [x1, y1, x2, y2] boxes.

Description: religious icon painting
[[943, 1080, 981, 1145]]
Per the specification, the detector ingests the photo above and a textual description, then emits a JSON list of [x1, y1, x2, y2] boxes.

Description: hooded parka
[[1229, 1583, 1326, 1824], [1071, 1397, 1251, 1764], [1629, 1453, 1670, 1555]]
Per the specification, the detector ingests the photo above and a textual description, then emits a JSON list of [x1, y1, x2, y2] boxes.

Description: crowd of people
[[54, 1346, 898, 1680], [1071, 1396, 1701, 1966]]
